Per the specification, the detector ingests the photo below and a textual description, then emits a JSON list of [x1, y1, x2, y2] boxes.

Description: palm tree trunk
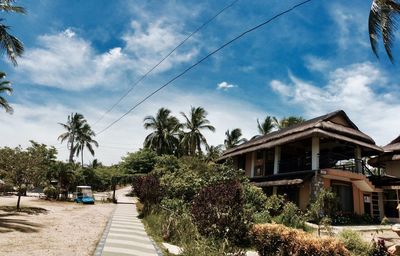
[[69, 139, 74, 163], [81, 147, 84, 167]]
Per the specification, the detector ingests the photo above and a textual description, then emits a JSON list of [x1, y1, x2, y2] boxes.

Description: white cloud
[[122, 20, 199, 74], [329, 4, 369, 50], [270, 62, 400, 145], [217, 81, 237, 90], [0, 89, 265, 165], [304, 55, 331, 72], [16, 28, 131, 90]]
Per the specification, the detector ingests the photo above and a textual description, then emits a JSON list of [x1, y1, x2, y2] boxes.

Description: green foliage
[[43, 185, 58, 199], [308, 188, 336, 235], [265, 194, 285, 216], [133, 174, 163, 214], [275, 202, 306, 229], [338, 229, 370, 256], [191, 180, 250, 245], [153, 154, 180, 176], [121, 149, 157, 174]]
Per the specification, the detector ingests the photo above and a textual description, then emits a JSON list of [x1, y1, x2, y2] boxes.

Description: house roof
[[383, 135, 400, 153], [219, 110, 382, 160]]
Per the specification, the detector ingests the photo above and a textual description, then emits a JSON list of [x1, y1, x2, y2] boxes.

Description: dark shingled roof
[[219, 110, 382, 160], [383, 135, 400, 153]]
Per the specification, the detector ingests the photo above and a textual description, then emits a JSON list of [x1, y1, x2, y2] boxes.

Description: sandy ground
[[0, 188, 132, 256]]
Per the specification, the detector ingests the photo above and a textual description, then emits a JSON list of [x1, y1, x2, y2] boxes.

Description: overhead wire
[[92, 0, 240, 127], [96, 0, 312, 136]]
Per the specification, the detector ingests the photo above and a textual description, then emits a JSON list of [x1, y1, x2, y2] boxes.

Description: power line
[[96, 0, 312, 136], [92, 0, 240, 127]]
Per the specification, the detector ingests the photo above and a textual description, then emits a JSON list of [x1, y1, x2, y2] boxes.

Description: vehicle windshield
[[80, 188, 93, 197]]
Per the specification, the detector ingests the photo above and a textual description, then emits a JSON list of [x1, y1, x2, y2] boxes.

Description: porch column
[[311, 136, 320, 170], [355, 146, 362, 173], [250, 151, 255, 177], [273, 146, 281, 175]]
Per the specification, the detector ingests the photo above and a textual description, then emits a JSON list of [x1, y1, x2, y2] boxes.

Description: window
[[383, 190, 399, 218], [254, 150, 265, 177]]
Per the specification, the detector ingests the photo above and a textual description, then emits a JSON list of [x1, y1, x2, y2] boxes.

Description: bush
[[251, 223, 350, 256], [369, 239, 389, 256], [153, 155, 180, 176], [242, 183, 267, 214], [43, 185, 58, 199], [275, 202, 306, 229], [338, 229, 370, 256], [191, 180, 250, 245], [133, 174, 163, 214]]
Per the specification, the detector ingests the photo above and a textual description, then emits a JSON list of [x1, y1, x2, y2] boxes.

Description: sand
[[0, 194, 116, 256]]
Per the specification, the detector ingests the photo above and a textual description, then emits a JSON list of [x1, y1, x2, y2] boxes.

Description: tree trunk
[[69, 139, 74, 163], [16, 192, 21, 210], [81, 148, 84, 167]]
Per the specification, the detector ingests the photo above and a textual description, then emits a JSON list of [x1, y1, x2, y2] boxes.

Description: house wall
[[385, 160, 400, 177]]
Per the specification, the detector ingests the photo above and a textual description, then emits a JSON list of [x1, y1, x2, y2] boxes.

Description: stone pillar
[[311, 136, 320, 171], [273, 146, 281, 175]]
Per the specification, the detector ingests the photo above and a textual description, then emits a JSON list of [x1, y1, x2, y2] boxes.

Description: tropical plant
[[58, 113, 86, 163], [180, 107, 215, 155], [121, 149, 157, 174], [369, 0, 400, 63], [257, 116, 275, 135], [205, 144, 223, 162], [272, 116, 305, 130], [143, 108, 181, 155], [74, 123, 98, 167], [224, 128, 247, 149], [0, 71, 13, 114], [0, 0, 25, 66]]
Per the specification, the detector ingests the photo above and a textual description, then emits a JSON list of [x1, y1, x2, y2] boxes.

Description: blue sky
[[1, 0, 400, 164]]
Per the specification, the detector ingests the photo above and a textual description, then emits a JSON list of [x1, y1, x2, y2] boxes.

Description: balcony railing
[[319, 152, 374, 176]]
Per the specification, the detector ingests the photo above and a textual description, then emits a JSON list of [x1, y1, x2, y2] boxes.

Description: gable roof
[[383, 135, 400, 152], [219, 110, 382, 160]]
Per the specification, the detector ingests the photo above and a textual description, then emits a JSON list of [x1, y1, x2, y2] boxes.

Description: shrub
[[242, 183, 267, 214], [153, 155, 180, 176], [191, 180, 250, 245], [338, 229, 370, 256], [275, 202, 306, 229], [133, 174, 163, 214], [251, 223, 350, 256], [43, 185, 58, 199], [369, 239, 389, 256], [265, 194, 285, 216]]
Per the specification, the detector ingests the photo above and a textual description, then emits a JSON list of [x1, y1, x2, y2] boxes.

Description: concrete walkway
[[95, 187, 160, 256]]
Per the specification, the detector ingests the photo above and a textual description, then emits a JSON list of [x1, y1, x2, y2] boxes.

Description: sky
[[0, 0, 399, 165]]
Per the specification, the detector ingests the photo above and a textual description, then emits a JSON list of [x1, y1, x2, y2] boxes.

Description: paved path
[[95, 187, 160, 256]]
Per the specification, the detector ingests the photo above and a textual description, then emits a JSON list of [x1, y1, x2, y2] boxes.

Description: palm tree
[[74, 123, 98, 167], [369, 0, 400, 63], [58, 113, 85, 163], [180, 106, 215, 155], [205, 144, 223, 162], [143, 108, 181, 155], [224, 128, 247, 149], [0, 72, 13, 114], [272, 116, 305, 130], [0, 0, 25, 66], [257, 116, 275, 135]]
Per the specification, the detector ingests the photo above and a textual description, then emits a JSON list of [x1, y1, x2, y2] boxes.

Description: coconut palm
[[143, 108, 181, 155], [273, 116, 305, 130], [58, 113, 85, 163], [205, 144, 223, 162], [224, 128, 247, 149], [74, 123, 98, 167], [257, 116, 275, 135], [0, 0, 25, 66], [369, 0, 400, 63], [180, 106, 215, 156], [0, 72, 13, 114]]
